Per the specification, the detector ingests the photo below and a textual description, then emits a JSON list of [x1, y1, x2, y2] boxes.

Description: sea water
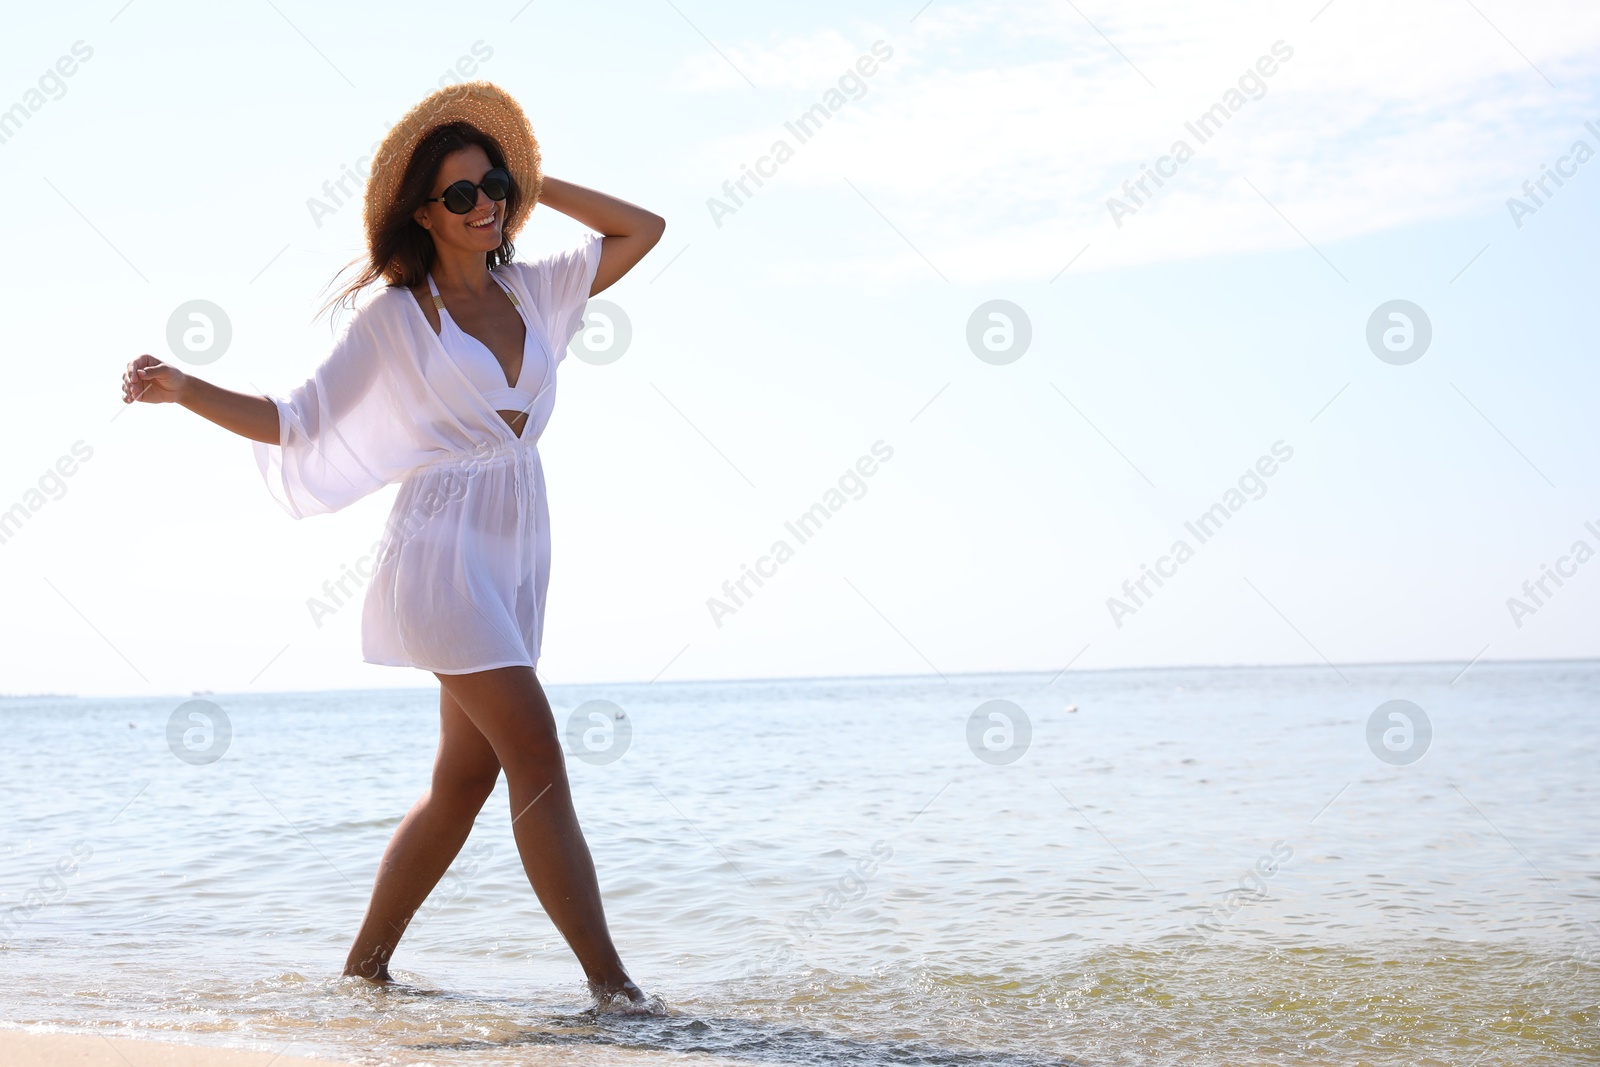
[[1, 662, 1596, 1066]]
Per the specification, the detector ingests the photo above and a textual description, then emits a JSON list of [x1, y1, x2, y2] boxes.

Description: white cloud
[[664, 25, 882, 91], [670, 0, 1600, 279]]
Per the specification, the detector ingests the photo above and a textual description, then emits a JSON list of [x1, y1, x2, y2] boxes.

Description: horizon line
[[5, 653, 1597, 701]]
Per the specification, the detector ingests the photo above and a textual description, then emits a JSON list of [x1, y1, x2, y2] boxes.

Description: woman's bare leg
[[431, 665, 650, 1008], [343, 684, 501, 981]]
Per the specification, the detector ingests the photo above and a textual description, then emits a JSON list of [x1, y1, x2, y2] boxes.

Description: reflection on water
[[1, 662, 1596, 1065]]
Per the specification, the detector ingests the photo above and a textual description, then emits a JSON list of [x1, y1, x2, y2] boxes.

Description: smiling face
[[413, 143, 506, 255]]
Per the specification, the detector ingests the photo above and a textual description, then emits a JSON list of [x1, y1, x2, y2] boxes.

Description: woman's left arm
[[536, 176, 665, 296]]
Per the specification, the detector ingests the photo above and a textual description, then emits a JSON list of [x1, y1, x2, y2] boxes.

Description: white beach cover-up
[[253, 231, 604, 674]]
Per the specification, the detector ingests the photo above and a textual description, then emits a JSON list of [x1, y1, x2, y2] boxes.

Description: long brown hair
[[318, 121, 521, 321]]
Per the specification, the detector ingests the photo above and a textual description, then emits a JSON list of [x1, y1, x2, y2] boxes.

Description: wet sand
[[0, 1029, 353, 1066]]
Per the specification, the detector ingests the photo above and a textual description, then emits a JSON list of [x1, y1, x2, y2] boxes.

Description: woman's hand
[[122, 354, 186, 405], [122, 357, 280, 442]]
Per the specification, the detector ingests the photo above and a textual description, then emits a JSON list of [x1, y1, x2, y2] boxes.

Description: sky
[[0, 0, 1596, 697]]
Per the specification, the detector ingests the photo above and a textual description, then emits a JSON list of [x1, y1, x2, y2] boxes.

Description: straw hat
[[363, 80, 542, 255]]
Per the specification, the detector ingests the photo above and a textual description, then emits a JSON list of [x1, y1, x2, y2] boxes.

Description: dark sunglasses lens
[[481, 169, 511, 201], [443, 180, 477, 213]]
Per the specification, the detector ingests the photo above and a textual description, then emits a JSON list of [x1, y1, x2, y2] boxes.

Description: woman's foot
[[343, 961, 394, 985], [587, 976, 668, 1015]]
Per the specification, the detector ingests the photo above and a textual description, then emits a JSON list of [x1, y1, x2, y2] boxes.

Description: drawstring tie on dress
[[511, 444, 531, 587]]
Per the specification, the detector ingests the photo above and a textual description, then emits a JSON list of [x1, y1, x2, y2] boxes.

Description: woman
[[119, 82, 666, 1013]]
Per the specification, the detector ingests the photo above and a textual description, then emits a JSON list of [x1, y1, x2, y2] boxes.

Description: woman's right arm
[[121, 353, 280, 445]]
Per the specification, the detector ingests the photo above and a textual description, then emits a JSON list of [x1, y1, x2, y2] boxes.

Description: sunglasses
[[425, 167, 513, 214]]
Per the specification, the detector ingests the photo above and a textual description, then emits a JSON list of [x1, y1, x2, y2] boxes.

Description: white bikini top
[[426, 271, 543, 415]]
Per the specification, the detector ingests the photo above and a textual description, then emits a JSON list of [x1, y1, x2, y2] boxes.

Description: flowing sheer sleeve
[[517, 230, 605, 363], [252, 296, 416, 519]]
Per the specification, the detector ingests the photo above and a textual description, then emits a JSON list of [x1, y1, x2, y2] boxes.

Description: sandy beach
[[0, 1029, 352, 1066]]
